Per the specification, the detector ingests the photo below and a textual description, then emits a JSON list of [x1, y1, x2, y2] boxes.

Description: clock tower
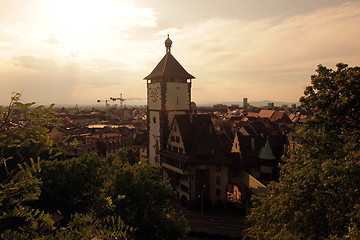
[[144, 35, 195, 164]]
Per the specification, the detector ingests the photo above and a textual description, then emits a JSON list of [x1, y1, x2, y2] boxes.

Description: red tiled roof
[[269, 111, 286, 121], [144, 52, 195, 80], [247, 112, 259, 118], [258, 110, 275, 118]]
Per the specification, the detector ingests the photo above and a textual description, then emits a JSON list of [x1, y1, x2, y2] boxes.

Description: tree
[[1, 93, 188, 239], [0, 93, 61, 239], [0, 93, 63, 179], [0, 159, 55, 239], [40, 152, 189, 239], [244, 63, 360, 239], [0, 94, 133, 239], [99, 156, 189, 240]]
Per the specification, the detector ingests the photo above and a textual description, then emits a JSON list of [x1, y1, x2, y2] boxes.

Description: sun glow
[[47, 0, 156, 56]]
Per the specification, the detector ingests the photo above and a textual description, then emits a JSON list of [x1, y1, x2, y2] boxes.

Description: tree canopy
[[244, 63, 360, 239], [0, 93, 188, 239]]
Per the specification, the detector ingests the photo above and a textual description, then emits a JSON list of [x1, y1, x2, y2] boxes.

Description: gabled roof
[[144, 52, 195, 80], [169, 114, 230, 163], [269, 111, 286, 121], [249, 121, 270, 136], [258, 110, 275, 118]]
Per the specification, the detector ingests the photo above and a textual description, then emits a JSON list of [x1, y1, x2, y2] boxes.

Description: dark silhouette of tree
[[244, 63, 360, 239]]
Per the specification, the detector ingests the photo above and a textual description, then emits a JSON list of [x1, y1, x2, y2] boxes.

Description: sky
[[0, 0, 359, 106]]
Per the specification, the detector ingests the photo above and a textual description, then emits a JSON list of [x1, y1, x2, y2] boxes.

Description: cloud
[[44, 37, 63, 46], [11, 56, 57, 70], [0, 55, 146, 105], [169, 1, 360, 102], [1, 1, 359, 105]]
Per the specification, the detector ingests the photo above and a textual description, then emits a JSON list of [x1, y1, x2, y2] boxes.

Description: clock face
[[150, 87, 159, 103]]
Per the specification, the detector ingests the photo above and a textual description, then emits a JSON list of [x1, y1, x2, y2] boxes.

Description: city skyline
[[0, 0, 359, 105]]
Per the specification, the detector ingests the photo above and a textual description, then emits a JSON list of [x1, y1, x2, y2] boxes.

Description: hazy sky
[[0, 0, 359, 105]]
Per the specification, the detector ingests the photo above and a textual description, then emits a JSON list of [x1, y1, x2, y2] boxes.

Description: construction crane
[[109, 93, 145, 110]]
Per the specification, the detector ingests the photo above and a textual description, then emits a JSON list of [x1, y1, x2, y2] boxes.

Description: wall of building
[[165, 82, 190, 110], [167, 120, 185, 154], [148, 111, 160, 164], [208, 164, 229, 208]]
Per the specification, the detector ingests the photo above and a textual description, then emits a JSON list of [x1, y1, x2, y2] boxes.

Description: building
[[161, 114, 235, 209], [144, 35, 195, 164], [144, 36, 269, 210]]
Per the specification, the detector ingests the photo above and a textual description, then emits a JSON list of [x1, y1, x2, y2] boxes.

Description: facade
[[161, 114, 234, 209]]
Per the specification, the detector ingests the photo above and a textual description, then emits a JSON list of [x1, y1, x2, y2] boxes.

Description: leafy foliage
[[40, 151, 189, 239], [51, 213, 134, 240], [1, 94, 187, 239], [100, 157, 189, 239], [0, 93, 63, 180], [244, 64, 360, 239], [0, 159, 55, 239]]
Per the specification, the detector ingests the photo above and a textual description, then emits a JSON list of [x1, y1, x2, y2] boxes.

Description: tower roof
[[258, 139, 276, 160], [144, 36, 195, 80]]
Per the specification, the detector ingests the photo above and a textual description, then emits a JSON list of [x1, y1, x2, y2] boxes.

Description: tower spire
[[165, 34, 172, 53]]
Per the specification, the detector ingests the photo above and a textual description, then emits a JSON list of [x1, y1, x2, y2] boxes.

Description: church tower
[[144, 35, 195, 164]]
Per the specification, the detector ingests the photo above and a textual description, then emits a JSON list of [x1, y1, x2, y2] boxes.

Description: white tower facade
[[144, 36, 195, 164]]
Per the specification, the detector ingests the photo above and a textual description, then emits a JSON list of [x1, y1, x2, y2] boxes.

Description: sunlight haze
[[0, 0, 359, 105]]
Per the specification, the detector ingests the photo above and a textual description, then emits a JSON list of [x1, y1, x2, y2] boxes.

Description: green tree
[[40, 151, 189, 239], [50, 213, 134, 240], [100, 157, 189, 240], [244, 63, 360, 239], [0, 93, 60, 239], [0, 93, 63, 179], [0, 94, 133, 239], [0, 159, 55, 239]]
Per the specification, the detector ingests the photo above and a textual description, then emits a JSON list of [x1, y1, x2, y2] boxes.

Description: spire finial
[[165, 34, 172, 53]]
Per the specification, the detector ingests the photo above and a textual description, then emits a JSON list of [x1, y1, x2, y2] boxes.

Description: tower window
[[153, 116, 156, 123]]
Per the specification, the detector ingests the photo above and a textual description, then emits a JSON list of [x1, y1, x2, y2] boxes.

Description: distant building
[[267, 102, 274, 110], [243, 98, 248, 110]]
